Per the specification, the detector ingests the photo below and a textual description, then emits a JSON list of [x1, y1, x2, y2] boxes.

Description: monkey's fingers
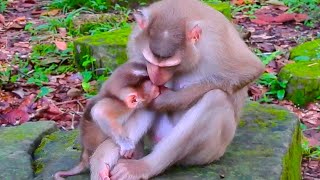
[[99, 164, 111, 180], [123, 149, 134, 159]]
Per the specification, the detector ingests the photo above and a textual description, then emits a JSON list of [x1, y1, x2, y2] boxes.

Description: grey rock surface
[[0, 121, 57, 180], [32, 102, 301, 180]]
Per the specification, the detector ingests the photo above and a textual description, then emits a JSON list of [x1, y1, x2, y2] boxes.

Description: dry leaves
[[41, 9, 60, 16], [54, 40, 67, 50]]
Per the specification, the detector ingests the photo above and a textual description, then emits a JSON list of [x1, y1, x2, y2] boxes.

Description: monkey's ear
[[125, 92, 139, 109], [187, 24, 202, 43], [133, 9, 149, 29]]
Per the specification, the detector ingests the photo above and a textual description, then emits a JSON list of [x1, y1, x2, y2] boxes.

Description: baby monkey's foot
[[117, 137, 135, 159], [99, 164, 110, 180], [120, 149, 134, 159]]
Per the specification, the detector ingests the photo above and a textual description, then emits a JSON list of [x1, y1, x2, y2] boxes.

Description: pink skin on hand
[[99, 164, 111, 180]]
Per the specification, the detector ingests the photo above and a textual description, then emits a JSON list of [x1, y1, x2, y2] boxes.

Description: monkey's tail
[[53, 159, 88, 180]]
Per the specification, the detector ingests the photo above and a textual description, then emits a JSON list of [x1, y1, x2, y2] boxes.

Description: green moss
[[254, 119, 277, 128], [243, 102, 290, 122], [279, 60, 320, 106], [206, 1, 232, 19], [73, 27, 131, 72], [280, 122, 302, 180], [238, 120, 246, 127], [75, 27, 131, 46], [234, 146, 274, 157], [290, 39, 320, 60], [33, 161, 44, 175], [280, 60, 320, 78]]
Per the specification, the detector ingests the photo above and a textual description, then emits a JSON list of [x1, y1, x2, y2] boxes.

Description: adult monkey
[[92, 0, 265, 179]]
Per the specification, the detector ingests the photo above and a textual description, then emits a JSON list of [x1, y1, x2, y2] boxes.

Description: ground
[[0, 0, 319, 179]]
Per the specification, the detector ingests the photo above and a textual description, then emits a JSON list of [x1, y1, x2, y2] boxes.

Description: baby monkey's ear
[[125, 92, 139, 109]]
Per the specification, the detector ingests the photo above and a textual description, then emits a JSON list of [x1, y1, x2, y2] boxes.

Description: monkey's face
[[134, 9, 201, 86], [139, 80, 160, 104], [142, 45, 181, 86]]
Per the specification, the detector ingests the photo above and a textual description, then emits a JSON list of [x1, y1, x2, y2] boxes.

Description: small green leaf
[[277, 89, 285, 100], [37, 86, 54, 99], [293, 56, 310, 61], [300, 123, 307, 131], [82, 82, 91, 92], [81, 71, 92, 82]]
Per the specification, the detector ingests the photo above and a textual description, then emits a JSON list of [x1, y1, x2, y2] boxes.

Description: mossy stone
[[279, 60, 320, 106], [73, 2, 232, 74], [0, 121, 57, 180], [73, 27, 131, 74], [33, 101, 301, 180], [290, 39, 320, 61]]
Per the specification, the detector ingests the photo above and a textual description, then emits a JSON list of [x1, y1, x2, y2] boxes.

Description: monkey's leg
[[54, 149, 90, 180], [91, 109, 153, 180], [111, 89, 236, 180], [90, 139, 120, 180]]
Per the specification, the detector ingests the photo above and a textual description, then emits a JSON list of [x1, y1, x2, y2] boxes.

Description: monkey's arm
[[148, 83, 213, 112]]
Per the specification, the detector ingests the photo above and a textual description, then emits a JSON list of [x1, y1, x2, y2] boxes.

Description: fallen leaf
[[58, 28, 67, 37], [12, 87, 25, 98], [19, 94, 36, 112], [231, 0, 254, 5], [13, 16, 26, 23], [13, 42, 30, 48], [251, 19, 269, 25], [0, 14, 5, 24], [294, 14, 308, 22], [3, 109, 30, 125], [266, 0, 285, 6], [55, 41, 67, 50], [24, 0, 36, 3], [41, 9, 60, 16], [0, 102, 10, 111], [31, 9, 43, 15]]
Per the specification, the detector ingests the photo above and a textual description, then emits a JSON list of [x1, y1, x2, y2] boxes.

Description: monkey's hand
[[99, 164, 111, 180], [116, 137, 135, 159]]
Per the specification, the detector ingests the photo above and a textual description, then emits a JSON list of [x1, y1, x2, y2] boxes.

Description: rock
[[73, 27, 131, 74], [67, 88, 82, 98], [73, 2, 232, 73], [33, 102, 301, 180], [279, 60, 320, 106], [0, 121, 57, 180], [290, 39, 320, 61], [72, 13, 128, 35]]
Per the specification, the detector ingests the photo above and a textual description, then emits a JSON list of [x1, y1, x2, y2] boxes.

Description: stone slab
[[33, 102, 301, 180], [0, 121, 57, 180]]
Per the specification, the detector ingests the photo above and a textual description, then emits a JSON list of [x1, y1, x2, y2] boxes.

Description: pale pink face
[[143, 46, 182, 86]]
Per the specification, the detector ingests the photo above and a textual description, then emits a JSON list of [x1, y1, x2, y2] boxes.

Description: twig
[[55, 98, 87, 106], [76, 100, 85, 111]]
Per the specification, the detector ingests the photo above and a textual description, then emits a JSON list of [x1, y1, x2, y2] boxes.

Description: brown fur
[[54, 62, 159, 180], [100, 0, 266, 179]]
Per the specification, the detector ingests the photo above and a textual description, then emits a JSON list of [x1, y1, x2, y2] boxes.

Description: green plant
[[49, 0, 112, 12], [258, 73, 288, 101], [232, 4, 261, 18], [282, 0, 320, 27], [0, 0, 7, 13], [37, 86, 54, 99], [81, 71, 93, 93], [301, 135, 320, 159], [256, 50, 283, 65]]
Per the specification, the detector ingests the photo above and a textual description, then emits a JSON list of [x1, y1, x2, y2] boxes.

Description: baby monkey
[[54, 62, 160, 180]]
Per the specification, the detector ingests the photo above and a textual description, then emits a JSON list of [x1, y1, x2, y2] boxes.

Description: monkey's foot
[[111, 159, 151, 180], [120, 149, 134, 159], [99, 164, 111, 180]]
